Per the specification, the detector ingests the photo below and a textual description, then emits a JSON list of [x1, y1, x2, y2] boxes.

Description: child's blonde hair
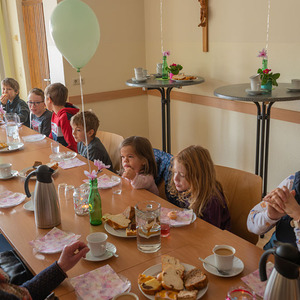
[[71, 111, 99, 139], [168, 145, 226, 217], [120, 136, 157, 178]]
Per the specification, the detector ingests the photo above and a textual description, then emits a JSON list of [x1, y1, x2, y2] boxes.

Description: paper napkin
[[70, 264, 130, 300], [161, 207, 194, 226], [58, 158, 86, 169], [241, 261, 274, 299], [0, 190, 26, 208], [29, 227, 81, 253]]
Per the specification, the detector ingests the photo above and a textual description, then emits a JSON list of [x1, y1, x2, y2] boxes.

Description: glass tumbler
[[5, 113, 20, 144], [58, 183, 67, 201], [65, 185, 75, 201], [135, 200, 161, 253], [73, 188, 89, 216], [226, 286, 256, 300]]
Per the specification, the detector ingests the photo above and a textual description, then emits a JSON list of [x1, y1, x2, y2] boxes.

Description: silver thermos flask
[[24, 165, 61, 228]]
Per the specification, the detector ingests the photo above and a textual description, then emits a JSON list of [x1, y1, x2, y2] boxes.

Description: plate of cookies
[[138, 255, 208, 300], [103, 206, 136, 238], [19, 161, 59, 179], [171, 74, 198, 82]]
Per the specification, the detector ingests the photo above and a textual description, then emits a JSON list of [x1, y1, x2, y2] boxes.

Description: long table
[[0, 126, 266, 299]]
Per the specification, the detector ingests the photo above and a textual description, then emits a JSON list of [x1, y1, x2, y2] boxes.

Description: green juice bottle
[[88, 178, 102, 225]]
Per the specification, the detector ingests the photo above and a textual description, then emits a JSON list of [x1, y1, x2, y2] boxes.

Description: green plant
[[257, 68, 280, 86], [167, 63, 183, 75]]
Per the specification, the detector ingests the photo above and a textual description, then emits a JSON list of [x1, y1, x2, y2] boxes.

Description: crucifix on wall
[[198, 0, 208, 52]]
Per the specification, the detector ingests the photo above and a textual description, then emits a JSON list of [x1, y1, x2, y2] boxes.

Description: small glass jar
[[73, 187, 89, 216], [226, 286, 256, 300]]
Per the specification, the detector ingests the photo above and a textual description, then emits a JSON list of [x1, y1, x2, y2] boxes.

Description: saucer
[[131, 77, 147, 83], [202, 255, 244, 277], [245, 88, 269, 95], [23, 199, 34, 211], [0, 170, 18, 180], [84, 242, 117, 261], [287, 87, 300, 92]]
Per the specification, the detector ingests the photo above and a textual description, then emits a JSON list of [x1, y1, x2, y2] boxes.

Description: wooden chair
[[96, 131, 124, 171], [215, 165, 262, 245]]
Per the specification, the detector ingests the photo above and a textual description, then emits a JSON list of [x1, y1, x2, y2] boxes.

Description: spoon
[[107, 250, 119, 257], [198, 257, 229, 276]]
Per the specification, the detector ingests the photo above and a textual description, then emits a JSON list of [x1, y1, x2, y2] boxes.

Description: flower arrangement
[[257, 48, 280, 86], [84, 159, 111, 180], [167, 63, 183, 75], [163, 50, 170, 57]]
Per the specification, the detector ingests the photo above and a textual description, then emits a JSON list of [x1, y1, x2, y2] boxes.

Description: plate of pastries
[[19, 161, 59, 179]]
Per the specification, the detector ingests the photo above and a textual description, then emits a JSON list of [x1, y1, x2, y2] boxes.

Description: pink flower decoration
[[163, 50, 170, 57], [171, 63, 177, 66], [94, 159, 110, 171], [263, 68, 271, 74], [84, 170, 97, 180], [258, 48, 268, 59]]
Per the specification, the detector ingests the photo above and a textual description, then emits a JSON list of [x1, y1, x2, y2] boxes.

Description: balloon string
[[78, 71, 91, 173], [160, 0, 163, 54], [266, 0, 270, 53]]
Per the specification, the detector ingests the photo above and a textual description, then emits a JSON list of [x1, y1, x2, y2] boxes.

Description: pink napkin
[[29, 227, 81, 253], [70, 264, 130, 300], [161, 207, 194, 226], [58, 158, 86, 169], [0, 190, 26, 208], [83, 174, 121, 189], [241, 261, 274, 298]]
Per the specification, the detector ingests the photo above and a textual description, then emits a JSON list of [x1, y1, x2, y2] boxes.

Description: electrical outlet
[[72, 78, 84, 85]]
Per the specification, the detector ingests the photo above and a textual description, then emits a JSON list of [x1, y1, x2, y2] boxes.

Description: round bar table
[[214, 83, 300, 196], [126, 76, 204, 154]]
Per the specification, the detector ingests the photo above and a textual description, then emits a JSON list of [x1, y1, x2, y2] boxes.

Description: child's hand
[[0, 94, 8, 105], [122, 167, 136, 181]]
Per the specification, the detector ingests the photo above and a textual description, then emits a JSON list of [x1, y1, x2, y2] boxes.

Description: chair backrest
[[215, 165, 262, 244], [96, 131, 124, 171]]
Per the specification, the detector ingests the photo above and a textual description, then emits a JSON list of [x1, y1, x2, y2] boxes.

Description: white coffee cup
[[249, 74, 261, 91], [291, 79, 300, 89], [0, 163, 12, 178], [86, 232, 107, 257], [134, 67, 144, 80], [143, 69, 148, 78], [213, 244, 236, 271], [112, 292, 139, 300]]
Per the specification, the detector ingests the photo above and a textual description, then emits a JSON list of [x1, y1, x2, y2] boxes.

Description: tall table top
[[214, 83, 300, 102], [126, 76, 205, 89], [0, 126, 266, 299]]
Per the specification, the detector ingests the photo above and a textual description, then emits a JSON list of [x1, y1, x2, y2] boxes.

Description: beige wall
[[8, 0, 300, 192], [144, 0, 300, 191]]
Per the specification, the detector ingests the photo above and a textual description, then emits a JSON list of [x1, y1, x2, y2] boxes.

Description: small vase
[[162, 56, 168, 79], [261, 80, 272, 91], [169, 73, 174, 79], [88, 178, 102, 225]]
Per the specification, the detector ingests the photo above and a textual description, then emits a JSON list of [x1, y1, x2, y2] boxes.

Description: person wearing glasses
[[1, 78, 30, 127], [28, 88, 52, 136]]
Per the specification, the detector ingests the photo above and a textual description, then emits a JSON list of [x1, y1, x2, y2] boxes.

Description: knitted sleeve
[[22, 262, 67, 300]]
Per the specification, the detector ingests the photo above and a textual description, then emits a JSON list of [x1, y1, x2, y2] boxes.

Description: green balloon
[[50, 0, 100, 71]]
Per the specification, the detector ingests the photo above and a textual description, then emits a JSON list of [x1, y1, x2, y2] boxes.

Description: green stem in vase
[[88, 178, 102, 225]]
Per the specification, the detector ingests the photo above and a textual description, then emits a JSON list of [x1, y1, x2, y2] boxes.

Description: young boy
[[71, 111, 113, 171], [1, 78, 30, 127], [45, 83, 78, 152], [28, 88, 52, 136]]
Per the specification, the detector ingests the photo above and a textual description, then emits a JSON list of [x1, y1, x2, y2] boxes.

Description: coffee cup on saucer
[[249, 74, 261, 91], [291, 79, 300, 89], [86, 232, 107, 257], [134, 68, 144, 80], [213, 244, 236, 271], [0, 163, 12, 178], [112, 292, 139, 300]]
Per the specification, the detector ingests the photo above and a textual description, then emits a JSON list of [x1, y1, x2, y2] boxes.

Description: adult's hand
[[277, 187, 300, 220], [264, 188, 286, 220], [57, 241, 89, 273]]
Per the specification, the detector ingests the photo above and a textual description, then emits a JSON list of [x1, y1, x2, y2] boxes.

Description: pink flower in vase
[[163, 50, 170, 57], [94, 159, 110, 172], [84, 170, 97, 180]]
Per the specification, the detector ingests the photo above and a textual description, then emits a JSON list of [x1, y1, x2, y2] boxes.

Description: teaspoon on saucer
[[198, 257, 229, 276]]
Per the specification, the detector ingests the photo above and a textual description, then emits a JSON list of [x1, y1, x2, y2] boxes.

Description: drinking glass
[[4, 113, 20, 144], [135, 200, 161, 253], [73, 187, 89, 216], [51, 141, 60, 154], [226, 286, 256, 300], [65, 185, 75, 201], [58, 183, 67, 201], [161, 223, 170, 237], [111, 175, 122, 194]]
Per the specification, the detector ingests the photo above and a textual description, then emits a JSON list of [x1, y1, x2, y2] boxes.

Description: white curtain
[[0, 0, 15, 82]]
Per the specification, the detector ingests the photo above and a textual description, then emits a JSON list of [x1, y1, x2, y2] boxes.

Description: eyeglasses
[[28, 101, 44, 106]]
